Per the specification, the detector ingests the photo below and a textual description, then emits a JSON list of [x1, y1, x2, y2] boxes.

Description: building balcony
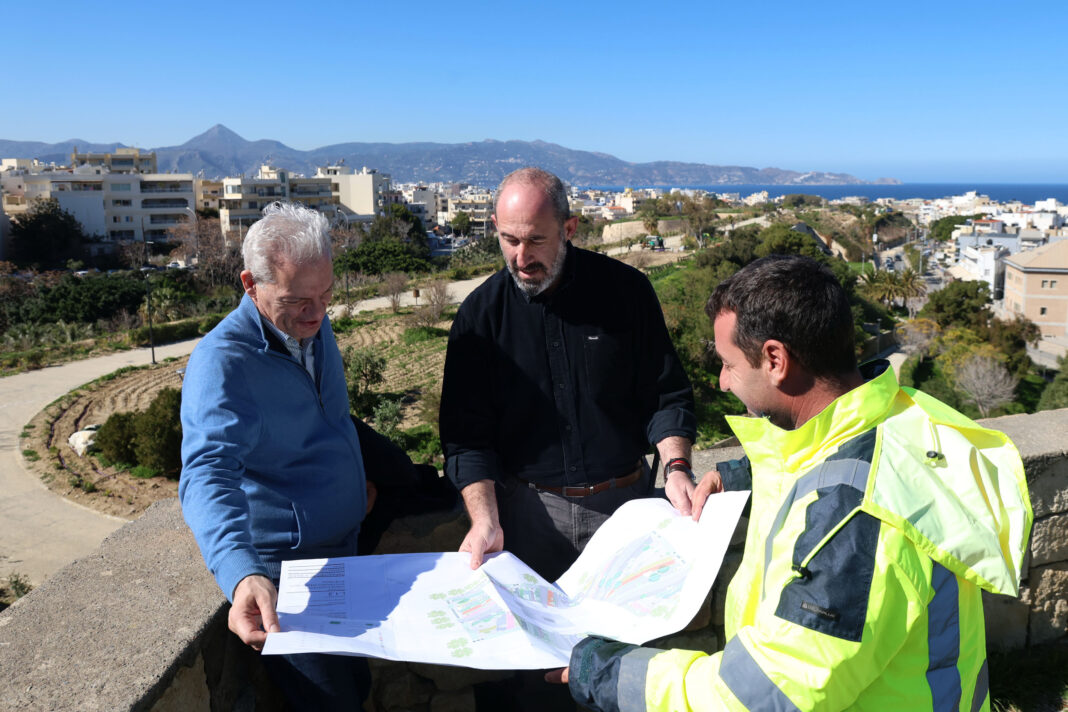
[[140, 187, 192, 194], [142, 199, 190, 209]]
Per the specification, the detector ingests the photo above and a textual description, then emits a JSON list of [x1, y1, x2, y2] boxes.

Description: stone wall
[[0, 408, 1065, 710], [600, 219, 686, 244]]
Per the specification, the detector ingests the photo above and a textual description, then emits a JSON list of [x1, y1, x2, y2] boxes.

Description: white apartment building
[[219, 165, 336, 237], [0, 162, 194, 245], [446, 192, 494, 237], [949, 244, 1009, 299], [70, 147, 156, 174], [315, 165, 392, 217]]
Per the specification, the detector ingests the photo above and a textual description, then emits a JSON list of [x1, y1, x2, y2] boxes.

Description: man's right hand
[[459, 520, 504, 569], [458, 479, 504, 569], [229, 574, 280, 651]]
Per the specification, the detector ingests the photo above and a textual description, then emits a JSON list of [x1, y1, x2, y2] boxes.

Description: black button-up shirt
[[440, 243, 696, 490]]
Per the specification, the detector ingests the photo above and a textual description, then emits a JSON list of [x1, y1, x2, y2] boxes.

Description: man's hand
[[691, 469, 724, 522], [229, 574, 280, 651], [366, 481, 378, 515], [664, 470, 697, 516], [458, 480, 504, 569], [459, 519, 504, 570], [545, 666, 569, 684]]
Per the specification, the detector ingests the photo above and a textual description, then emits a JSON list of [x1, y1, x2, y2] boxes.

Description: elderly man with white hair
[[180, 201, 373, 709]]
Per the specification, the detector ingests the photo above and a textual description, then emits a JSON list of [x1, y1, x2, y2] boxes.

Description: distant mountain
[[0, 125, 899, 187]]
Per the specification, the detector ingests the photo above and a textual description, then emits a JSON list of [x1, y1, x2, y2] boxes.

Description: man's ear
[[762, 339, 791, 386], [240, 270, 256, 298], [563, 216, 579, 241]]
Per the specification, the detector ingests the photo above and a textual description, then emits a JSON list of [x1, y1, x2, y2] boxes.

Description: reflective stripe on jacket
[[569, 361, 1032, 711]]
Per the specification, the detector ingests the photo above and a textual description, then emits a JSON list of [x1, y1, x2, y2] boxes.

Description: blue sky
[[2, 0, 1066, 182]]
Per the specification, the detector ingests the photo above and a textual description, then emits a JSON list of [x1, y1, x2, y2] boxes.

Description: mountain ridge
[[0, 125, 899, 187]]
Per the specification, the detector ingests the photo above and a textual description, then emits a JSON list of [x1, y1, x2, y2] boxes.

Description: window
[[1040, 307, 1047, 315], [1042, 280, 1049, 288], [112, 183, 131, 192], [1053, 280, 1059, 288], [112, 199, 132, 207]]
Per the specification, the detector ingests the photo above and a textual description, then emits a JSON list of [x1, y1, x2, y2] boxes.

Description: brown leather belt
[[519, 465, 643, 498]]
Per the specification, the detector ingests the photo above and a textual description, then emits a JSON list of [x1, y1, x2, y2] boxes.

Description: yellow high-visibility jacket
[[569, 361, 1032, 711]]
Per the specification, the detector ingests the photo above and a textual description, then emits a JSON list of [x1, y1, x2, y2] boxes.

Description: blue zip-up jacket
[[179, 294, 367, 600]]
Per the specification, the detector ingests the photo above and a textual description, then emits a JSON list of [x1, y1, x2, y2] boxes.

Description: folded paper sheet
[[263, 491, 749, 669]]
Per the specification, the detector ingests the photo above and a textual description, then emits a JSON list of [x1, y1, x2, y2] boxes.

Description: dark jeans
[[497, 466, 649, 581], [260, 651, 370, 712]]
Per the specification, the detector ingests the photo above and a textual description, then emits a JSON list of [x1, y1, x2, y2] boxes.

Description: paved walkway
[[0, 340, 201, 587]]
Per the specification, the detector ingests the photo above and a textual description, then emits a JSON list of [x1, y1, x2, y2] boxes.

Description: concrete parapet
[[0, 408, 1065, 710]]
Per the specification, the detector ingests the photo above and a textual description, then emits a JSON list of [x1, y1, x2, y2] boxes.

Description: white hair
[[242, 202, 332, 284]]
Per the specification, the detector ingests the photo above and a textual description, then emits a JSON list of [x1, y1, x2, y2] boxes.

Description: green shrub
[[133, 388, 182, 478], [372, 398, 404, 447], [21, 449, 39, 461], [402, 326, 449, 345], [402, 424, 442, 465], [95, 411, 138, 466], [130, 465, 159, 479], [197, 313, 224, 333]]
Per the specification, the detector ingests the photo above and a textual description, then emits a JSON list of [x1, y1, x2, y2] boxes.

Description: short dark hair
[[494, 167, 570, 225], [706, 254, 856, 376]]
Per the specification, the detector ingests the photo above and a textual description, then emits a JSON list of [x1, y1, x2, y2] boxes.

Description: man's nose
[[718, 368, 730, 392]]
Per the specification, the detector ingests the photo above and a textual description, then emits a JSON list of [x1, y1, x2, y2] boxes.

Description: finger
[[260, 596, 281, 635], [544, 667, 569, 684]]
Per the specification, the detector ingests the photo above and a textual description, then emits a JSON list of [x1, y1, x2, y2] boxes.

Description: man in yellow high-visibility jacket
[[555, 254, 1032, 711]]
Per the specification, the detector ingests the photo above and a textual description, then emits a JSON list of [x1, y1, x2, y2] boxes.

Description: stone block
[[982, 589, 1030, 653], [1029, 514, 1068, 567], [1023, 456, 1068, 518], [1028, 563, 1068, 646]]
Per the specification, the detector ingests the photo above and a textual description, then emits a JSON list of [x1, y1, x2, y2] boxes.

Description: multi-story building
[[1002, 239, 1068, 339], [219, 165, 336, 237], [446, 192, 494, 237], [315, 165, 392, 217], [194, 178, 223, 212], [70, 147, 157, 174], [0, 162, 194, 245]]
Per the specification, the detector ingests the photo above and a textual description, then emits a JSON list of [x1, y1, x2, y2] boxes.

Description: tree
[[896, 268, 927, 317], [382, 271, 408, 313], [343, 345, 385, 414], [451, 211, 471, 237], [898, 318, 941, 356], [918, 280, 992, 330], [345, 240, 431, 276], [755, 223, 827, 260], [1037, 357, 1068, 411], [929, 214, 983, 243], [639, 203, 659, 236], [955, 354, 1018, 418], [9, 198, 87, 270]]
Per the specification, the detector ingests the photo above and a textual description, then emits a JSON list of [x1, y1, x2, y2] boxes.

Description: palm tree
[[897, 268, 928, 318]]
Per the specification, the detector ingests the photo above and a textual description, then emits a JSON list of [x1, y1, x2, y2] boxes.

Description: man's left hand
[[545, 666, 569, 684], [664, 470, 696, 516]]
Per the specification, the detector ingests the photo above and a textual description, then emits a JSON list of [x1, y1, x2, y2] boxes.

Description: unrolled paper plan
[[263, 490, 750, 669]]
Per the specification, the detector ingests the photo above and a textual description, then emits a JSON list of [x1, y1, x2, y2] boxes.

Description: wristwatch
[[664, 457, 697, 483]]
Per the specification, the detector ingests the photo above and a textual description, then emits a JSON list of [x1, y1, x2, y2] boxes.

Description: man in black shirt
[[440, 167, 698, 584]]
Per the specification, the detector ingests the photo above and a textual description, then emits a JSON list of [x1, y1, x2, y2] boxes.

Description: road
[[0, 340, 201, 587]]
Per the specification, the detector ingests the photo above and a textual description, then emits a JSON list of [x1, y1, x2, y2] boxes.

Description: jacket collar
[[726, 359, 899, 476]]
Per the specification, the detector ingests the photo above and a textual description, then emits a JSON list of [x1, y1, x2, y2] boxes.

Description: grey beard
[[508, 241, 568, 296]]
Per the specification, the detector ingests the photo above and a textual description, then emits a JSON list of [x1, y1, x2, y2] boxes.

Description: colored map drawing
[[509, 582, 569, 607], [575, 531, 689, 617], [445, 582, 517, 641]]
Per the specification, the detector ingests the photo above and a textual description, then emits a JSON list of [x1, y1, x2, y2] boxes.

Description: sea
[[582, 184, 1068, 206]]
